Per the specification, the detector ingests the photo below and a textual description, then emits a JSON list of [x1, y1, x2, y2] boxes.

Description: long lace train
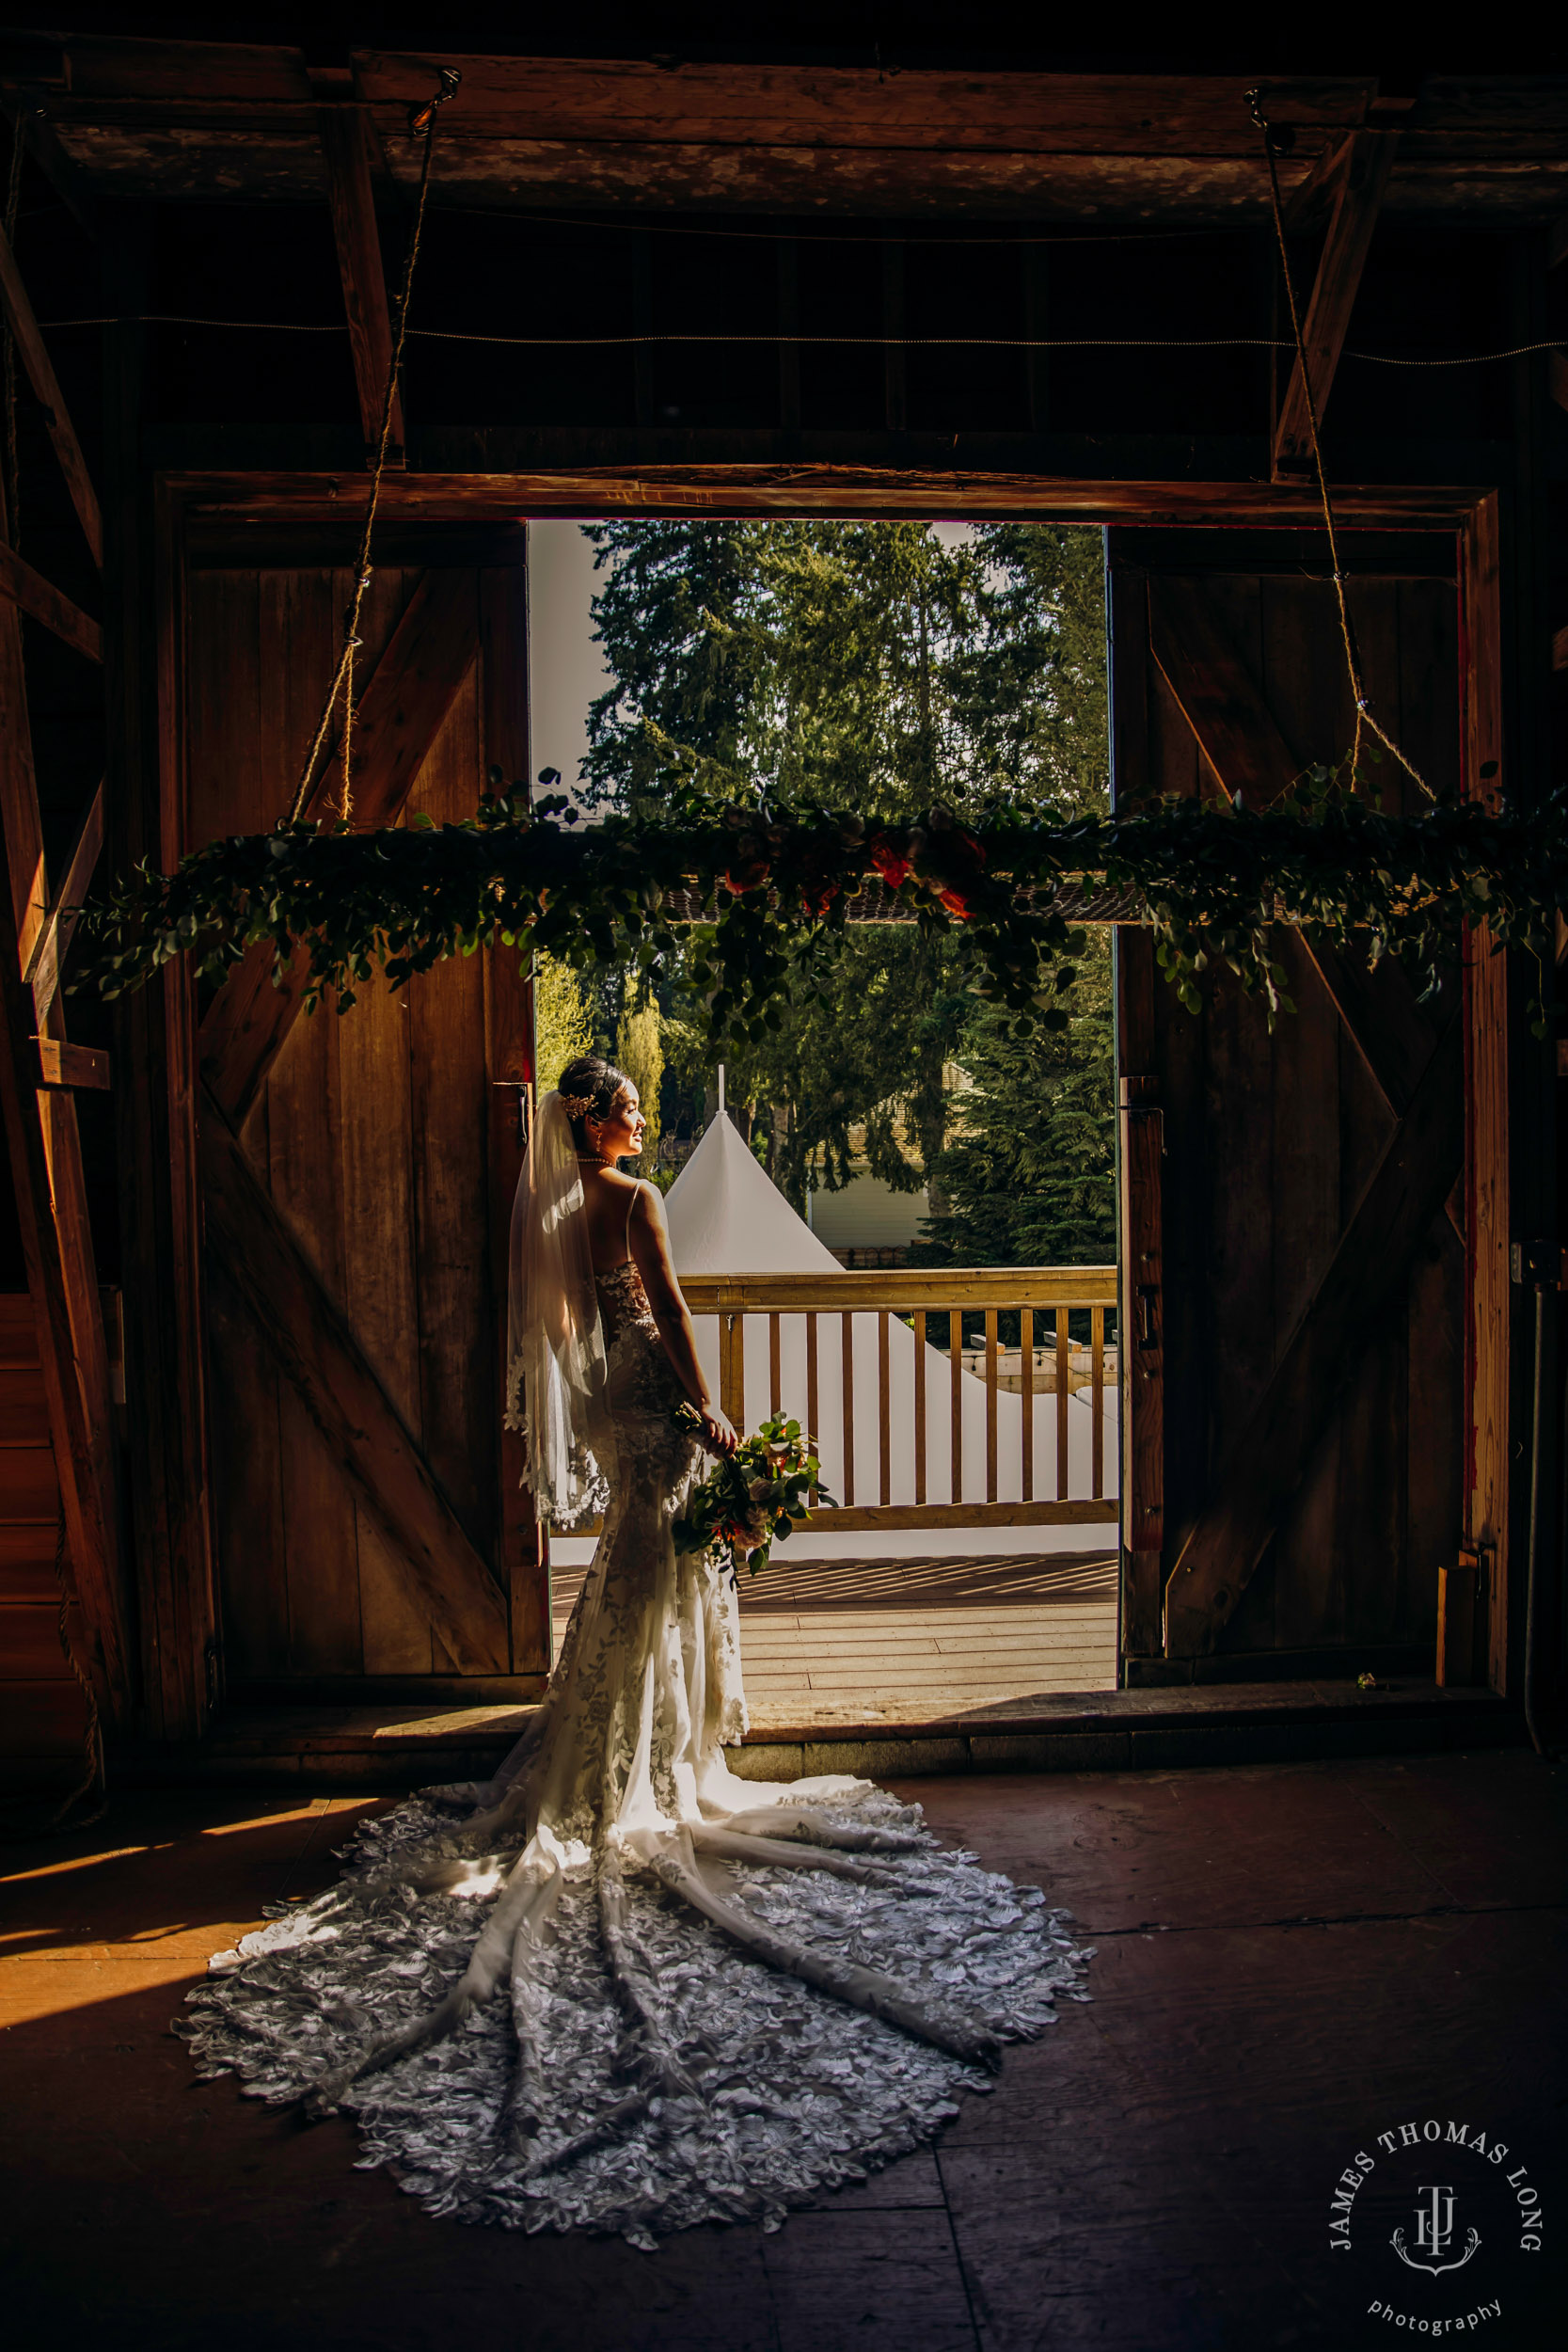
[[179, 1265, 1093, 2247]]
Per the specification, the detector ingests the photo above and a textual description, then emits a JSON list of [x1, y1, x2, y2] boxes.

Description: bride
[[182, 1053, 1092, 2246]]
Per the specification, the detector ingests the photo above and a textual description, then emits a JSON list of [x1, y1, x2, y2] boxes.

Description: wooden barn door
[[1108, 531, 1465, 1683], [180, 541, 544, 1702]]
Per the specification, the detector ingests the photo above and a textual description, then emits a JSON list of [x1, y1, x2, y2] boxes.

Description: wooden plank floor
[[4, 1753, 1562, 2349], [550, 1549, 1119, 1730]]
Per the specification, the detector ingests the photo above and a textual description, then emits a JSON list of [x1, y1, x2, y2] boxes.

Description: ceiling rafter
[[1272, 128, 1401, 479]]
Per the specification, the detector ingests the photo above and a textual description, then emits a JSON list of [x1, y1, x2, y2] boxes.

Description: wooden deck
[[550, 1549, 1119, 1732]]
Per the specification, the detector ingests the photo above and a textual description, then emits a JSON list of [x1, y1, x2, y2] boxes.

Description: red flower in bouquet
[[867, 834, 911, 892], [673, 1415, 836, 1577]]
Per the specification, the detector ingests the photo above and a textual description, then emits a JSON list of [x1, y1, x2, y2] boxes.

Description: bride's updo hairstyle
[[557, 1053, 631, 1152]]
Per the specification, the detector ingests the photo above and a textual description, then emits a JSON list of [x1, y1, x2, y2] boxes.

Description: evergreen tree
[[583, 521, 768, 814], [577, 518, 1115, 1260], [919, 932, 1117, 1267], [957, 524, 1110, 818]]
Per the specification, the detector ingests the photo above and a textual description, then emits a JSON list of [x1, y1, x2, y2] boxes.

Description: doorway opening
[[527, 514, 1121, 1728], [166, 464, 1491, 1766]]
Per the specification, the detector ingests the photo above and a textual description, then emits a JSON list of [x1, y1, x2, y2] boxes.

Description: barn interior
[[0, 22, 1564, 2348]]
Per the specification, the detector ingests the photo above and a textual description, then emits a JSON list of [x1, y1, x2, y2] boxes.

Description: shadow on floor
[[550, 1549, 1119, 1618], [1, 1755, 1563, 2351]]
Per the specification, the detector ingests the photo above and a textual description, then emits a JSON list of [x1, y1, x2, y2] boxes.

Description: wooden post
[[1119, 1073, 1164, 1655], [879, 1309, 894, 1507], [480, 558, 548, 1675], [1460, 495, 1511, 1694], [103, 219, 219, 1740]]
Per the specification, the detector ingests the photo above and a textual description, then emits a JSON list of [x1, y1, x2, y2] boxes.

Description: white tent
[[647, 1110, 1116, 1561]]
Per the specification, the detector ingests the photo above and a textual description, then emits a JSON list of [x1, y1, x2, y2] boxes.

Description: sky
[[526, 519, 612, 797], [525, 517, 982, 801]]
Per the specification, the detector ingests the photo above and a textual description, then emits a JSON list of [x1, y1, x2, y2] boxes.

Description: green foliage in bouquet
[[673, 1414, 835, 1579]]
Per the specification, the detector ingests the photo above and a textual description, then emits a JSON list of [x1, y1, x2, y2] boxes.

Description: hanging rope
[[287, 66, 461, 828], [1249, 91, 1434, 803], [2, 121, 23, 550]]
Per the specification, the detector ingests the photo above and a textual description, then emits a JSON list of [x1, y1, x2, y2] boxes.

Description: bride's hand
[[698, 1404, 737, 1455]]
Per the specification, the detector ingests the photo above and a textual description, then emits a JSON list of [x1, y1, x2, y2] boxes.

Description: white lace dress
[[180, 1263, 1093, 2247]]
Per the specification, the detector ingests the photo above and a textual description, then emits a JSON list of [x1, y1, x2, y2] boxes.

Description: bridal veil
[[505, 1088, 608, 1527]]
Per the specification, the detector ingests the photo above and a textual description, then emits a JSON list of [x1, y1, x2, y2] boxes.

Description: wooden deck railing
[[673, 1267, 1119, 1535]]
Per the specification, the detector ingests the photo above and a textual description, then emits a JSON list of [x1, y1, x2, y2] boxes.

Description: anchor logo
[[1390, 2185, 1481, 2277]]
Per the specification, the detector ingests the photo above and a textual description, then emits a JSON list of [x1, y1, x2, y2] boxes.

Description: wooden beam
[[1273, 129, 1400, 476], [0, 724, 132, 1722], [199, 1096, 508, 1673], [0, 87, 102, 245], [34, 1036, 108, 1089], [680, 1267, 1118, 1313], [45, 54, 1395, 147], [198, 566, 477, 1124], [1279, 129, 1355, 233], [1164, 1015, 1464, 1656], [316, 101, 404, 466], [0, 218, 102, 564], [25, 774, 103, 1023], [0, 539, 102, 662], [159, 469, 1490, 534]]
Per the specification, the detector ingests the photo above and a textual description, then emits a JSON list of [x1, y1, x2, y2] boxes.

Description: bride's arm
[[626, 1183, 737, 1454]]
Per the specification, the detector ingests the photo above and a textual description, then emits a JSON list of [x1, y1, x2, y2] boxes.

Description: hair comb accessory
[[558, 1091, 594, 1120]]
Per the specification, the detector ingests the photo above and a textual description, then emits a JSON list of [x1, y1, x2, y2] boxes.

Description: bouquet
[[673, 1413, 835, 1577]]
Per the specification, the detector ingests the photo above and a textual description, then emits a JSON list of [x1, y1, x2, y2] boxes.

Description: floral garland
[[74, 770, 1567, 1044], [673, 1414, 834, 1577]]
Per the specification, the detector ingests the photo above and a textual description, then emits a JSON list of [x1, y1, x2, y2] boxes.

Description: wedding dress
[[179, 1097, 1092, 2248]]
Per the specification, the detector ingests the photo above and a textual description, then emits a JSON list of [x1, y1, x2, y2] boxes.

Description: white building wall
[[808, 1173, 929, 1253]]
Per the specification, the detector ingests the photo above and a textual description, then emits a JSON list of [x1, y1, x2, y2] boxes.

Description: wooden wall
[[183, 558, 538, 1699], [0, 1294, 90, 1786], [1111, 541, 1465, 1673]]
